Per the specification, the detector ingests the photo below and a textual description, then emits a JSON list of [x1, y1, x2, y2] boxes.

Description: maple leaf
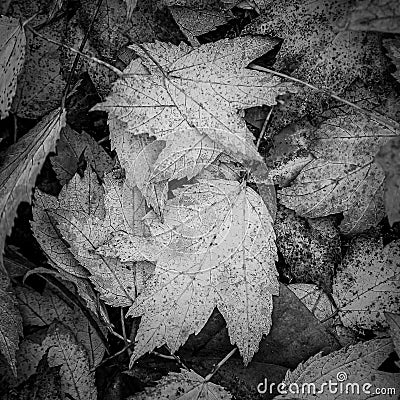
[[336, 0, 400, 33], [0, 16, 26, 120], [376, 132, 400, 225], [40, 168, 152, 307], [51, 125, 113, 186], [94, 37, 295, 164], [333, 235, 400, 331], [278, 113, 396, 235], [120, 179, 278, 365], [0, 108, 65, 266], [274, 338, 400, 399], [245, 0, 387, 94], [128, 369, 232, 399]]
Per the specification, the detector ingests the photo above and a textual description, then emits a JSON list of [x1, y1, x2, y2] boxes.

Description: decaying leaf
[[0, 274, 23, 376], [245, 0, 387, 94], [274, 205, 340, 290], [376, 136, 400, 225], [337, 0, 400, 33], [10, 0, 66, 118], [278, 113, 395, 235], [122, 179, 278, 365], [51, 125, 113, 186], [43, 322, 97, 400], [94, 37, 296, 164], [128, 369, 232, 399], [0, 16, 26, 119], [274, 338, 400, 399], [0, 108, 65, 265], [169, 6, 231, 46], [333, 236, 400, 331], [16, 285, 106, 367]]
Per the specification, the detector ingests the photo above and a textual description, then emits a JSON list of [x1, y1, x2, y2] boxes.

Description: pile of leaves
[[0, 0, 400, 399]]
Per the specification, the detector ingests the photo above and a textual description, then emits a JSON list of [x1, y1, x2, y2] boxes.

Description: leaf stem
[[204, 347, 237, 382], [248, 63, 400, 132], [256, 106, 274, 149]]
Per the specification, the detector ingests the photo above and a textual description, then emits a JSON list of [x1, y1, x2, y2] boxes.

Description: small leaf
[[333, 236, 400, 331], [0, 108, 65, 265], [43, 322, 97, 400], [51, 125, 113, 186], [0, 16, 26, 119], [278, 113, 395, 235], [128, 369, 232, 399], [274, 338, 400, 399]]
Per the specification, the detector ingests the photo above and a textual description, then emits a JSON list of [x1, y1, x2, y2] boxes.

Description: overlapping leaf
[[0, 16, 26, 119], [274, 338, 400, 399], [278, 113, 395, 234], [333, 236, 400, 331], [0, 108, 65, 264], [128, 369, 232, 399], [95, 37, 295, 165], [113, 179, 278, 365]]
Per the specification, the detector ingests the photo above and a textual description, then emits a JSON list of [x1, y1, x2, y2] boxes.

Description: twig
[[204, 347, 237, 382], [25, 25, 123, 77], [108, 327, 131, 343], [248, 63, 400, 133], [61, 0, 104, 109], [93, 341, 134, 371], [256, 106, 274, 149]]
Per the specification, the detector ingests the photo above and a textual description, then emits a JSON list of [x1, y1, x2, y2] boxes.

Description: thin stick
[[25, 25, 123, 76], [248, 63, 400, 132], [256, 105, 274, 149], [204, 347, 237, 382], [93, 342, 134, 371], [120, 308, 128, 343]]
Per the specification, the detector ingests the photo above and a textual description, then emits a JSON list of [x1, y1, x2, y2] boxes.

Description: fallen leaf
[[51, 125, 113, 186], [10, 0, 66, 118], [274, 205, 340, 290], [0, 108, 65, 265], [94, 37, 295, 164], [333, 235, 400, 331], [245, 0, 387, 94], [169, 6, 231, 46], [44, 322, 97, 400], [278, 113, 395, 235], [337, 0, 400, 33], [274, 338, 400, 399], [0, 16, 26, 119], [127, 179, 278, 365], [128, 369, 232, 399], [16, 285, 106, 367], [376, 136, 400, 225]]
